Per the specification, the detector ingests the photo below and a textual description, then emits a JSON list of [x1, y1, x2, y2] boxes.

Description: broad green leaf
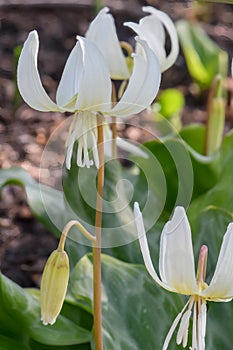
[[0, 335, 30, 350], [135, 137, 194, 218], [188, 130, 233, 223], [69, 254, 184, 350], [176, 19, 228, 88], [179, 124, 220, 196], [0, 272, 91, 346]]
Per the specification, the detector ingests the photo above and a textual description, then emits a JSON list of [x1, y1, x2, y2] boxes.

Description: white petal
[[143, 6, 179, 71], [125, 6, 179, 72], [86, 7, 129, 80], [57, 37, 112, 112], [17, 30, 61, 112], [56, 41, 83, 110], [134, 202, 174, 292], [125, 14, 166, 68], [202, 222, 233, 299], [159, 207, 198, 295], [110, 38, 161, 117]]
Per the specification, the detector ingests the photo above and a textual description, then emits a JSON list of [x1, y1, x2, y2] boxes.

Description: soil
[[0, 0, 232, 288]]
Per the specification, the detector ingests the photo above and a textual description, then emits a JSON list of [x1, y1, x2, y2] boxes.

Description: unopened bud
[[40, 249, 69, 325]]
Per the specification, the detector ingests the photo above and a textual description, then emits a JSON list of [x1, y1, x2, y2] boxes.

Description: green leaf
[[0, 272, 91, 347], [69, 254, 184, 350], [157, 89, 185, 118], [179, 124, 220, 196], [135, 137, 194, 217], [176, 19, 228, 88], [188, 130, 233, 223], [0, 335, 30, 350]]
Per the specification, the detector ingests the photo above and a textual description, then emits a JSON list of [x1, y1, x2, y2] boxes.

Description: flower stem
[[57, 220, 96, 252], [92, 113, 104, 350], [111, 116, 117, 160], [111, 84, 117, 160]]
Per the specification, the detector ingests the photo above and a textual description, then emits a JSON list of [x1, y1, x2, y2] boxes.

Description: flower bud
[[40, 249, 69, 325]]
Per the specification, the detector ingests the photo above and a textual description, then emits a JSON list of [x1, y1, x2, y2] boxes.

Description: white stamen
[[198, 299, 206, 350], [162, 300, 190, 350], [65, 111, 100, 169], [176, 297, 194, 347], [77, 137, 84, 167], [176, 310, 192, 345], [191, 301, 197, 350]]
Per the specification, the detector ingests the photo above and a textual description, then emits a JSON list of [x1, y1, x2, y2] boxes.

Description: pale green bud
[[40, 249, 69, 325]]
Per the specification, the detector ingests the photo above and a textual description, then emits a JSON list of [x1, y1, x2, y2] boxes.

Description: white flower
[[125, 7, 179, 72], [17, 31, 161, 168], [134, 203, 233, 350], [86, 7, 130, 80]]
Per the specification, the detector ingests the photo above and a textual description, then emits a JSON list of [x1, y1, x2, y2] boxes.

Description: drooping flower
[[124, 6, 179, 72], [17, 31, 160, 169], [86, 7, 130, 80], [134, 203, 233, 350]]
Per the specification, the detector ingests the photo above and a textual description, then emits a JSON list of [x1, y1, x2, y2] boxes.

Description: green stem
[[92, 113, 104, 350], [57, 220, 96, 252]]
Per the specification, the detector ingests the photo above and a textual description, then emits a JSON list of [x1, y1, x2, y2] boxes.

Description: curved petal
[[17, 30, 61, 112], [75, 37, 112, 112], [125, 15, 166, 68], [202, 222, 233, 300], [56, 40, 84, 110], [142, 7, 179, 71], [125, 6, 179, 72], [86, 7, 130, 80], [134, 202, 175, 293], [109, 38, 161, 117], [159, 207, 198, 295], [57, 37, 112, 112]]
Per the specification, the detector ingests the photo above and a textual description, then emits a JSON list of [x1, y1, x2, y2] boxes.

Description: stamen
[[162, 299, 190, 350], [191, 301, 197, 350], [197, 299, 207, 350], [176, 297, 195, 347], [176, 310, 192, 346], [77, 137, 84, 167]]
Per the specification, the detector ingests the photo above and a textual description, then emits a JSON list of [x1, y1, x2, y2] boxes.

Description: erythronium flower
[[134, 203, 233, 350], [17, 31, 161, 168], [125, 7, 179, 72], [86, 7, 130, 80]]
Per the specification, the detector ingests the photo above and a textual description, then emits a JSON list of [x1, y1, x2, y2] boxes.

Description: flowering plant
[[0, 4, 232, 350]]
